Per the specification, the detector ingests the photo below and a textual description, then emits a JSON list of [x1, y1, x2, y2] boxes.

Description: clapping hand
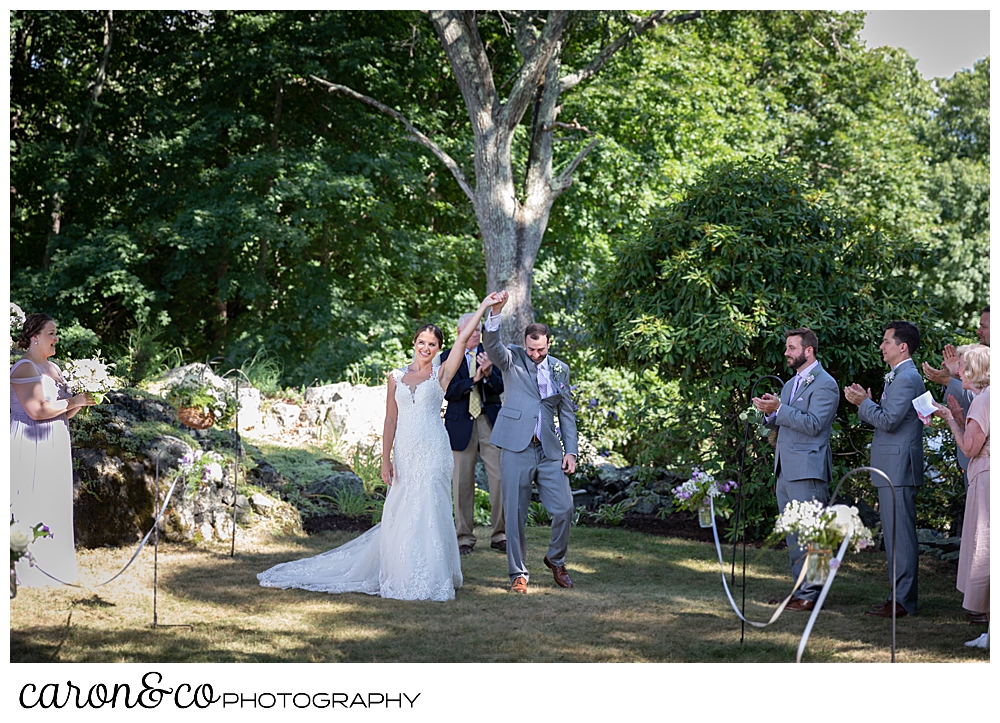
[[942, 344, 961, 377], [946, 394, 966, 429], [751, 393, 780, 415], [844, 383, 871, 407], [921, 361, 951, 386], [474, 352, 492, 381]]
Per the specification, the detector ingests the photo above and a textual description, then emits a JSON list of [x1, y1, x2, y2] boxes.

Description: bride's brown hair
[[413, 324, 444, 347]]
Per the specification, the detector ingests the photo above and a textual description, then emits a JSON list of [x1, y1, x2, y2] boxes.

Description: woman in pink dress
[[933, 344, 989, 650], [10, 313, 95, 587]]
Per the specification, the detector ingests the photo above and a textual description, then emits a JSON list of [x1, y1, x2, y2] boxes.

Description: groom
[[482, 291, 578, 594]]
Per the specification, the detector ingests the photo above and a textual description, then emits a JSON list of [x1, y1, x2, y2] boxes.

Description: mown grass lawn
[[9, 523, 988, 664]]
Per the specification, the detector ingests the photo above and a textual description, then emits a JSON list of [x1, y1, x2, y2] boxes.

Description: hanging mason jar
[[698, 497, 713, 528], [10, 566, 17, 599], [805, 543, 832, 585]]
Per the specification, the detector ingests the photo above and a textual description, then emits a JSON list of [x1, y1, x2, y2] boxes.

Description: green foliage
[[526, 501, 552, 527], [239, 347, 284, 397], [589, 157, 943, 537], [473, 487, 492, 528], [588, 500, 634, 527]]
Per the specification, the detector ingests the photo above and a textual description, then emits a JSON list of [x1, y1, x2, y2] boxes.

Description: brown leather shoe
[[509, 576, 528, 594], [459, 544, 473, 556], [784, 597, 815, 612], [865, 601, 908, 618], [543, 556, 573, 588], [491, 540, 507, 553]]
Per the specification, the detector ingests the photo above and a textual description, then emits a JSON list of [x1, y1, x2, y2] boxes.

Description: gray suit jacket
[[765, 362, 839, 482], [858, 358, 926, 488], [482, 328, 578, 460]]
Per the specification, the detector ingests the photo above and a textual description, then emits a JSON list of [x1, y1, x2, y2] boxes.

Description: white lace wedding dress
[[258, 363, 463, 601]]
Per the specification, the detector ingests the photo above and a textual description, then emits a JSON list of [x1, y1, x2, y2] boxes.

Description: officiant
[[441, 313, 506, 555]]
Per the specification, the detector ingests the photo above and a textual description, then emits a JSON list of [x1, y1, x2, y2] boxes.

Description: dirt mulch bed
[[302, 513, 375, 535]]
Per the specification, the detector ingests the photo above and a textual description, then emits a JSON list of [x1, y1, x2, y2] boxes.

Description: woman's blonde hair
[[962, 344, 990, 390]]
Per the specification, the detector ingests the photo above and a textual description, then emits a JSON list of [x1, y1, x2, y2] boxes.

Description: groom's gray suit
[[482, 318, 578, 583], [857, 358, 926, 614], [765, 360, 840, 602]]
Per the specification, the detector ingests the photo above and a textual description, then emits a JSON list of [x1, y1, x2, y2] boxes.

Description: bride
[[258, 293, 501, 601]]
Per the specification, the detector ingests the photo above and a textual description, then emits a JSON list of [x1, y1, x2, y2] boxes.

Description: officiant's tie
[[468, 353, 482, 419], [534, 363, 548, 439]]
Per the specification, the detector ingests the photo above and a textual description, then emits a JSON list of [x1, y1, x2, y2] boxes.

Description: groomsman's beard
[[787, 352, 807, 370]]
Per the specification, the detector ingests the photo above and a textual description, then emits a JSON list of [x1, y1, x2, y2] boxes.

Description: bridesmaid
[[10, 313, 95, 587]]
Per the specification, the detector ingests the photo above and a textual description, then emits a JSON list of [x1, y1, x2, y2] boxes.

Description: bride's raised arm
[[438, 292, 501, 391]]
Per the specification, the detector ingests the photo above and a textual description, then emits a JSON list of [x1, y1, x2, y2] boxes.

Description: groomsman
[[753, 328, 839, 612], [845, 321, 926, 618], [441, 313, 506, 555]]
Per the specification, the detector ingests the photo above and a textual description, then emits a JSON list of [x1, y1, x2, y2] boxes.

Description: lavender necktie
[[535, 363, 548, 438]]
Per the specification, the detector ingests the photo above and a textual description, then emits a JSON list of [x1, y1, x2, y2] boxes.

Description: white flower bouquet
[[62, 352, 118, 404], [773, 499, 874, 554]]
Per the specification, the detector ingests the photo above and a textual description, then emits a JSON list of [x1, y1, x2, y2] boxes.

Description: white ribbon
[[707, 497, 853, 662]]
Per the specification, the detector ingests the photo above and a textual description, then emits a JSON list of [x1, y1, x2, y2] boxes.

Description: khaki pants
[[453, 414, 504, 548]]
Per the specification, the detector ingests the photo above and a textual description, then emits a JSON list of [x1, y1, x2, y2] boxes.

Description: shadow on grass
[[10, 526, 983, 663]]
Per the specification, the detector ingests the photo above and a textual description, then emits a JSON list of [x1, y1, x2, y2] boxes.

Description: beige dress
[[958, 386, 989, 613]]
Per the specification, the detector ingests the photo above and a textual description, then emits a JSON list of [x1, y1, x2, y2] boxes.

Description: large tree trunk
[[314, 10, 694, 345]]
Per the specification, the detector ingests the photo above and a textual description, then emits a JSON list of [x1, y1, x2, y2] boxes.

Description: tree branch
[[499, 10, 569, 132], [560, 10, 701, 93], [552, 137, 599, 195], [429, 10, 499, 136], [310, 75, 475, 203], [76, 9, 113, 152]]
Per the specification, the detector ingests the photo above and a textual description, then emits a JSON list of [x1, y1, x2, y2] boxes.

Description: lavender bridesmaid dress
[[10, 358, 78, 587]]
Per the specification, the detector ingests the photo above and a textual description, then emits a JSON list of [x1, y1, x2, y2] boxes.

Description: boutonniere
[[884, 371, 895, 385], [552, 361, 565, 376], [803, 374, 815, 387]]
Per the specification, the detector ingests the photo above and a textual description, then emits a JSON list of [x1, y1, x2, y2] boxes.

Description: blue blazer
[[440, 345, 504, 452]]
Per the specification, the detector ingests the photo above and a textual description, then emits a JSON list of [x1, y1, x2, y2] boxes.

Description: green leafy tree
[[588, 157, 942, 536]]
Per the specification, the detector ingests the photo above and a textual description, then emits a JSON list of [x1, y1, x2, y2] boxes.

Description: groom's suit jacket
[[765, 362, 840, 482], [857, 358, 926, 488], [482, 328, 578, 462], [440, 344, 504, 451]]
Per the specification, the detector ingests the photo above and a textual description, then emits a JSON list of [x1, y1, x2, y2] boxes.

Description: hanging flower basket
[[176, 406, 216, 430]]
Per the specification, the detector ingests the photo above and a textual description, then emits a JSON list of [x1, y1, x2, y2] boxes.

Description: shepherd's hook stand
[[731, 374, 784, 645], [830, 466, 898, 662], [151, 446, 193, 631], [214, 358, 252, 559]]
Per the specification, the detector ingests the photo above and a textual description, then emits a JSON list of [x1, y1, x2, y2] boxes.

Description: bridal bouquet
[[62, 352, 117, 404], [773, 500, 874, 554], [672, 468, 737, 526], [174, 449, 227, 496]]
